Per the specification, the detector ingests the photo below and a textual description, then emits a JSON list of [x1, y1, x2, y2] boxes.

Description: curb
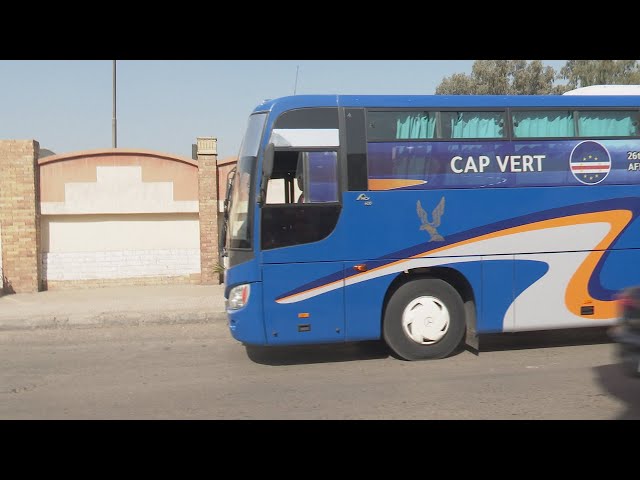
[[0, 311, 228, 331]]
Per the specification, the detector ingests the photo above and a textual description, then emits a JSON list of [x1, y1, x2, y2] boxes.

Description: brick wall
[[1, 140, 223, 293], [0, 224, 3, 296], [0, 140, 41, 293], [38, 149, 202, 289], [197, 137, 220, 284], [45, 273, 201, 290], [42, 249, 201, 281]]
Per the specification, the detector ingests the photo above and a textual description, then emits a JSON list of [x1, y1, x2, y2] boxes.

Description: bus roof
[[253, 94, 640, 113]]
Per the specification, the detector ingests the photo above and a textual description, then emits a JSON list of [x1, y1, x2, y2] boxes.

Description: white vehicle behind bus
[[564, 85, 640, 95]]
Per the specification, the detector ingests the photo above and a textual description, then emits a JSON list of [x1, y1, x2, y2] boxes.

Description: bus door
[[262, 262, 345, 345], [260, 148, 345, 345]]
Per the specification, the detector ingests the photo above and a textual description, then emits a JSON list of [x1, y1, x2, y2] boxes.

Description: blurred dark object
[[609, 286, 640, 377]]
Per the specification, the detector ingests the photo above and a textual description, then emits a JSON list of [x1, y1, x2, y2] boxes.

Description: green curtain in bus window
[[578, 111, 638, 137], [512, 111, 575, 138], [450, 112, 503, 138], [396, 113, 436, 139]]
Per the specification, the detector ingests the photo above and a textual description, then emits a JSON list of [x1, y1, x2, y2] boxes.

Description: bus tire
[[383, 278, 466, 361]]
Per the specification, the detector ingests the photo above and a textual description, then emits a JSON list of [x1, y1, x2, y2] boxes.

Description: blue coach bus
[[221, 94, 640, 360]]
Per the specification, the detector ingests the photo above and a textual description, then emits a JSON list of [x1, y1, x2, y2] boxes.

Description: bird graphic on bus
[[417, 197, 445, 242]]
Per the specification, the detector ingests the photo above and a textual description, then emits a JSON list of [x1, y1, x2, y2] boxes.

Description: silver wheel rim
[[401, 296, 450, 345]]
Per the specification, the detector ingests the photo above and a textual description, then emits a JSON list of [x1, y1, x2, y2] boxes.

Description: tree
[[436, 60, 568, 95], [559, 60, 640, 89], [435, 73, 476, 95]]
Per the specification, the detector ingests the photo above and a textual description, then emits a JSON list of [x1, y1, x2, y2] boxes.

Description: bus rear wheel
[[383, 278, 466, 360]]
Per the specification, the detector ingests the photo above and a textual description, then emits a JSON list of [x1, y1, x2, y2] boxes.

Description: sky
[[0, 60, 567, 160]]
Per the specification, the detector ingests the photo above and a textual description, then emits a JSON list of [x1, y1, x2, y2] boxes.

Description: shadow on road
[[245, 327, 613, 365], [245, 340, 390, 365], [478, 327, 612, 353], [594, 363, 640, 420]]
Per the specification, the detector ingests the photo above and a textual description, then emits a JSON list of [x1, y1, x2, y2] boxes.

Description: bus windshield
[[227, 113, 267, 251]]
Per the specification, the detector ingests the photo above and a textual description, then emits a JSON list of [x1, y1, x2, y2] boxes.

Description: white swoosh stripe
[[277, 222, 611, 305]]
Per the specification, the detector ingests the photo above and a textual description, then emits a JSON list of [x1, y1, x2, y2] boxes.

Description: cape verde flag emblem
[[569, 140, 611, 185]]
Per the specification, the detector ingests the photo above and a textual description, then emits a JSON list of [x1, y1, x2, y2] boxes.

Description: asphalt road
[[1, 321, 639, 419]]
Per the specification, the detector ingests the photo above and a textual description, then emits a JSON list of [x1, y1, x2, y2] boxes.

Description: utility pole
[[293, 65, 299, 95], [112, 60, 117, 148]]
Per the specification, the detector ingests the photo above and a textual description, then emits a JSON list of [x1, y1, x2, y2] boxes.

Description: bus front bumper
[[226, 281, 267, 346]]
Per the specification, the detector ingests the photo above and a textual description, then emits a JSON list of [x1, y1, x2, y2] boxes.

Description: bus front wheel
[[383, 278, 466, 360]]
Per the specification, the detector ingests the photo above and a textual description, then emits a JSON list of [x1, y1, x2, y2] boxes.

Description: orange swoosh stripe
[[564, 210, 632, 319], [368, 179, 427, 190]]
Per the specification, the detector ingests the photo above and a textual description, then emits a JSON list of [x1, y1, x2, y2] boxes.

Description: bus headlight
[[227, 284, 251, 310]]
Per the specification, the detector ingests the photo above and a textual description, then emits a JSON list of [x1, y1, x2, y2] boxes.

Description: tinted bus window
[[440, 111, 505, 139], [512, 110, 575, 138], [368, 111, 436, 140], [577, 110, 639, 137]]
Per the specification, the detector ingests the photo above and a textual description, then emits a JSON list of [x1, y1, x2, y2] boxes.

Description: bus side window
[[265, 150, 338, 205], [441, 111, 506, 139], [265, 150, 302, 205], [303, 151, 338, 203], [577, 110, 640, 137]]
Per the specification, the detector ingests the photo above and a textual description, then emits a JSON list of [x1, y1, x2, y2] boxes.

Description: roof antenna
[[293, 65, 299, 95]]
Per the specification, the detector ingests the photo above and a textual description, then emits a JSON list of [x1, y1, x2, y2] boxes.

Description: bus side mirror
[[223, 168, 235, 219], [219, 222, 228, 257], [258, 142, 275, 205]]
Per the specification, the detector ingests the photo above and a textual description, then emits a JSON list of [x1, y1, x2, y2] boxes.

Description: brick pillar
[[0, 140, 41, 293], [197, 137, 220, 285]]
